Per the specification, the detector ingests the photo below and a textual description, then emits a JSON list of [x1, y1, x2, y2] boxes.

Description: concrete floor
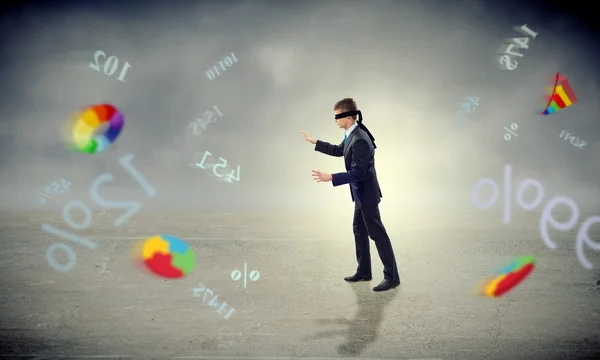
[[1, 210, 599, 360]]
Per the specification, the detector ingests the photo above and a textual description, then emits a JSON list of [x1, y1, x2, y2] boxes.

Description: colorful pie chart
[[135, 234, 196, 279], [63, 104, 124, 154], [478, 256, 535, 298]]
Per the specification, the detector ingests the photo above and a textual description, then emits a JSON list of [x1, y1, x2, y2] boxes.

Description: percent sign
[[41, 154, 156, 272], [471, 164, 600, 269], [504, 123, 519, 141], [231, 263, 260, 288]]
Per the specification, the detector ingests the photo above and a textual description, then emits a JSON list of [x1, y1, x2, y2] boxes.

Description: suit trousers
[[353, 205, 400, 281]]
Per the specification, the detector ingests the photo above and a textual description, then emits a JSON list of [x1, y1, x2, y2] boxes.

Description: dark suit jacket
[[314, 126, 382, 209]]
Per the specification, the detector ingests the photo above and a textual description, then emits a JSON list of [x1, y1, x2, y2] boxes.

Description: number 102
[[89, 49, 132, 82]]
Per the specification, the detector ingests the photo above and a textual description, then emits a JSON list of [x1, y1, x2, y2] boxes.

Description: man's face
[[334, 109, 352, 129]]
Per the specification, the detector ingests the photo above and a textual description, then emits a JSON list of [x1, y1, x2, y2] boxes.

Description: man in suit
[[300, 98, 400, 292]]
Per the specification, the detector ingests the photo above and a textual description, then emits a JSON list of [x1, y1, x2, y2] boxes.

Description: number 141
[[502, 24, 539, 58]]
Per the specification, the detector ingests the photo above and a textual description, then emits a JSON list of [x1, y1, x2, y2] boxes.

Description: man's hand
[[312, 170, 332, 183], [301, 131, 317, 145]]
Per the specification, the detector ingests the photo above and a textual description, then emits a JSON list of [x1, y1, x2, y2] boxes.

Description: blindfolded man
[[301, 98, 400, 291]]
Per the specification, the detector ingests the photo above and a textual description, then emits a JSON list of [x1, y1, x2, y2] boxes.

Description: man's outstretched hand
[[312, 170, 332, 183], [301, 131, 316, 145]]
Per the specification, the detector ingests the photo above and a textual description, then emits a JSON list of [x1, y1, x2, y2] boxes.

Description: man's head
[[334, 98, 358, 130]]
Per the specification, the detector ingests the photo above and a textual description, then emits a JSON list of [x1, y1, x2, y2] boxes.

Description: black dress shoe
[[373, 278, 400, 291], [344, 273, 372, 282]]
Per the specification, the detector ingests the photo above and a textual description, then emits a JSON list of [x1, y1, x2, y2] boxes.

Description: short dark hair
[[334, 98, 358, 120]]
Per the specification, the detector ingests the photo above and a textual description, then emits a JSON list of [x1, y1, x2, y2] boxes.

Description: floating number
[[189, 122, 203, 136], [217, 301, 228, 313], [89, 174, 141, 227], [89, 50, 132, 82], [188, 152, 205, 167], [203, 288, 214, 303], [539, 196, 579, 250], [224, 307, 236, 319], [205, 111, 218, 124], [517, 24, 538, 39], [212, 105, 223, 117], [196, 151, 212, 169], [89, 50, 106, 71], [502, 44, 524, 58], [213, 158, 227, 177], [206, 53, 238, 81], [209, 296, 220, 307], [461, 102, 475, 113], [104, 56, 119, 76], [467, 97, 479, 106], [88, 154, 155, 227], [193, 284, 205, 297], [225, 165, 241, 182], [576, 216, 600, 269], [60, 178, 72, 189], [499, 55, 518, 70], [117, 62, 132, 82], [51, 181, 64, 194], [47, 243, 77, 273], [206, 69, 216, 81], [119, 153, 157, 198], [62, 200, 93, 230], [510, 37, 530, 49]]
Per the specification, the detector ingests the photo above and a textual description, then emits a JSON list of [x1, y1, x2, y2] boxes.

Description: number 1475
[[193, 283, 236, 320]]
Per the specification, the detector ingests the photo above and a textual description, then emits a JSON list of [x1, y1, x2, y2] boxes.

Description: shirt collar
[[345, 122, 358, 138]]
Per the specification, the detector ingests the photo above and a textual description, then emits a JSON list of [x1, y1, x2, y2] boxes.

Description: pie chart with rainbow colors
[[138, 235, 196, 279], [63, 103, 124, 154], [478, 255, 535, 298]]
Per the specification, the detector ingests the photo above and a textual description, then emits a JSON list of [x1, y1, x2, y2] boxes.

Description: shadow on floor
[[313, 281, 399, 356]]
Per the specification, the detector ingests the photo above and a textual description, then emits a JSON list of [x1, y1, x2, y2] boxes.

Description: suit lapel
[[343, 126, 361, 155]]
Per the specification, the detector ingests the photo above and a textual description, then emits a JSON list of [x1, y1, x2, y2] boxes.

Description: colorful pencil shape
[[559, 77, 578, 103], [551, 93, 566, 108], [541, 73, 577, 116]]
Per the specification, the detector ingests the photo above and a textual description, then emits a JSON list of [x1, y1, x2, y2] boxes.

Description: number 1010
[[206, 53, 238, 81]]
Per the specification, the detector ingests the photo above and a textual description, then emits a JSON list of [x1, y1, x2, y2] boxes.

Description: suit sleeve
[[331, 139, 370, 187], [314, 140, 344, 157]]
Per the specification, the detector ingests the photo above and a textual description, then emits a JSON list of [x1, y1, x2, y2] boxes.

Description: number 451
[[193, 151, 241, 183]]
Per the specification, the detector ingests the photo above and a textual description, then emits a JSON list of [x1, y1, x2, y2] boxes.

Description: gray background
[[1, 0, 600, 213], [1, 0, 599, 359]]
